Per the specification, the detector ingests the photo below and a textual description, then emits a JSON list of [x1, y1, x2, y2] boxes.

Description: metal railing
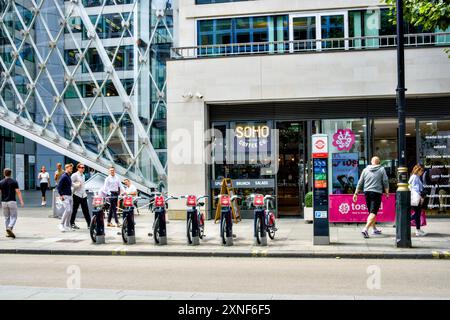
[[171, 32, 450, 59]]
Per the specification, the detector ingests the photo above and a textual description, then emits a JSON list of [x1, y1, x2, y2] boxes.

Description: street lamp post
[[395, 0, 412, 248]]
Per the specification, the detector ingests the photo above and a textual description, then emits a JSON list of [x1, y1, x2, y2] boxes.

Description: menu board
[[421, 129, 450, 214]]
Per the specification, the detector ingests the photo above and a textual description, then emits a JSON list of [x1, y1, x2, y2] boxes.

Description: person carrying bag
[[408, 164, 427, 236]]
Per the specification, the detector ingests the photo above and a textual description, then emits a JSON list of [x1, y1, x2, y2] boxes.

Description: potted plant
[[304, 191, 313, 223]]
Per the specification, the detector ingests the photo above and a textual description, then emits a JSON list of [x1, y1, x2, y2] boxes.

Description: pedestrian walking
[[38, 166, 50, 206], [102, 167, 123, 228], [353, 156, 389, 238], [54, 163, 64, 186], [70, 163, 91, 230], [409, 164, 427, 236], [0, 168, 24, 239], [57, 164, 73, 232]]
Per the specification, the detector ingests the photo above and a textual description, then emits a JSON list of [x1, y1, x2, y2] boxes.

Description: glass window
[[235, 17, 250, 44], [293, 16, 316, 50], [84, 48, 103, 72], [104, 81, 118, 97], [65, 49, 78, 66], [419, 120, 450, 216], [321, 15, 345, 49], [84, 82, 98, 98], [322, 119, 367, 195], [371, 118, 417, 192], [65, 17, 83, 34], [83, 13, 133, 40], [198, 15, 288, 54], [63, 83, 80, 99]]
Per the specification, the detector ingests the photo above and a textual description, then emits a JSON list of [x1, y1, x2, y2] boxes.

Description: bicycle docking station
[[312, 134, 330, 246], [123, 208, 136, 245], [155, 206, 168, 245], [221, 205, 234, 246], [95, 209, 106, 244], [253, 195, 267, 246], [187, 208, 200, 246], [91, 196, 106, 244]]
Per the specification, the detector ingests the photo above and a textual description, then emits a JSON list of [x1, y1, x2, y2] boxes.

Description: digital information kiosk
[[312, 134, 330, 245]]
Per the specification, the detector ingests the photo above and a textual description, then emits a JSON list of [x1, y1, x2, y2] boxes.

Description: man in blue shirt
[[57, 164, 73, 232]]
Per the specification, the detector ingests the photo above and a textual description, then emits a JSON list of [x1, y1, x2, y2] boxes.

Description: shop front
[[208, 97, 450, 220]]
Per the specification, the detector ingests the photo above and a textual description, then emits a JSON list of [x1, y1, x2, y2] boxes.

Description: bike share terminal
[[312, 134, 330, 245]]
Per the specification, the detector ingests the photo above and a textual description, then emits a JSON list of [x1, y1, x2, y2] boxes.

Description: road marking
[[112, 247, 127, 256], [432, 251, 441, 259], [251, 249, 259, 257], [260, 250, 268, 257]]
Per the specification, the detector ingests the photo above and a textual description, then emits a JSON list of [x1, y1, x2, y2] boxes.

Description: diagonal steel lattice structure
[[0, 0, 173, 193]]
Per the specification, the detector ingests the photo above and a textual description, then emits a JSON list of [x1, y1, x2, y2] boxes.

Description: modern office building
[[167, 0, 450, 219], [0, 0, 173, 191]]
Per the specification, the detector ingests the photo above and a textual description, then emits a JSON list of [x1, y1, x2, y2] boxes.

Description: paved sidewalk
[[1, 208, 450, 259]]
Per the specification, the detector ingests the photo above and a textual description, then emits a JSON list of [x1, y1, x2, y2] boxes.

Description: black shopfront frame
[[208, 96, 450, 219]]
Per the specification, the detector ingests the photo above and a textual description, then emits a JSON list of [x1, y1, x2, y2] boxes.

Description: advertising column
[[312, 134, 330, 245]]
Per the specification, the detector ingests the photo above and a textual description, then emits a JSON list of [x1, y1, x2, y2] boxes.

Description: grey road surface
[[0, 254, 449, 299]]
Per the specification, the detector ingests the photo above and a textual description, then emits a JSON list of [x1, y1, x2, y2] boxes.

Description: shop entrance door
[[276, 122, 306, 217]]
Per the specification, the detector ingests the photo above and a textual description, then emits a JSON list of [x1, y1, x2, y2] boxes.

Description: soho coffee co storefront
[[209, 97, 450, 219]]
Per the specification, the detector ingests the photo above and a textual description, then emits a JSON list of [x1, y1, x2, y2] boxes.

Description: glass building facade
[[0, 0, 174, 189]]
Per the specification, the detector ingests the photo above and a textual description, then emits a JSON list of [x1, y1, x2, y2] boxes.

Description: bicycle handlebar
[[214, 195, 241, 201]]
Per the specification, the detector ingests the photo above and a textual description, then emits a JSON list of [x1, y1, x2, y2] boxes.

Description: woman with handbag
[[409, 164, 426, 237]]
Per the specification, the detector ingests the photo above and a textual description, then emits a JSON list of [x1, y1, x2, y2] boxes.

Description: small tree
[[384, 0, 450, 56], [384, 0, 450, 30]]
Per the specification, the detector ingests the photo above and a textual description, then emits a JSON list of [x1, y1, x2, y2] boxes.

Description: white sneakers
[[415, 229, 427, 237], [58, 224, 72, 232]]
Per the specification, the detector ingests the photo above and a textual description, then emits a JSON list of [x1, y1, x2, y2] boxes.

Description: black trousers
[[410, 205, 422, 230], [71, 195, 91, 227], [40, 183, 48, 198], [108, 192, 119, 224]]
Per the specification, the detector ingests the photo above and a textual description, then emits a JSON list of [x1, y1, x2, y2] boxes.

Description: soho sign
[[235, 125, 270, 139]]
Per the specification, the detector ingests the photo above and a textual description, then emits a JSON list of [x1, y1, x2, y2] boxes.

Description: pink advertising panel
[[329, 194, 396, 223]]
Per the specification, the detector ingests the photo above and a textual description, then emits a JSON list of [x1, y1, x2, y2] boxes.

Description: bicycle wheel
[[256, 216, 262, 244], [122, 219, 128, 244], [153, 217, 160, 244], [187, 217, 192, 244], [268, 225, 275, 240], [90, 216, 97, 243], [199, 213, 205, 239], [220, 218, 226, 245], [267, 213, 276, 240]]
